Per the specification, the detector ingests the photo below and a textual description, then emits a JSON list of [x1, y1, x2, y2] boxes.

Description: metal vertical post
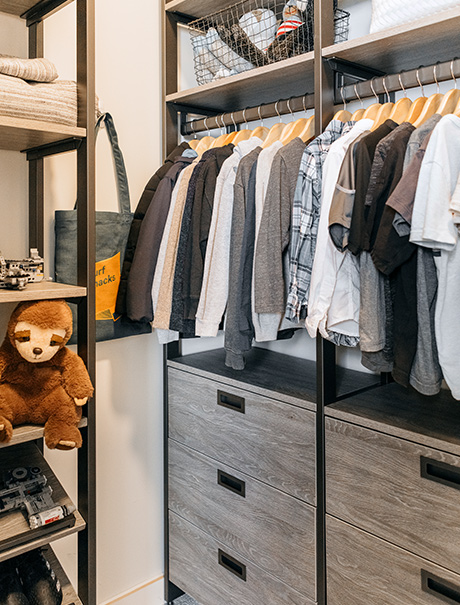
[[314, 0, 336, 603], [76, 0, 96, 603]]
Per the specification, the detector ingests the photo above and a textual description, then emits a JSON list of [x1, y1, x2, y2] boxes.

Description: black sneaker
[[0, 558, 29, 605], [14, 550, 62, 605]]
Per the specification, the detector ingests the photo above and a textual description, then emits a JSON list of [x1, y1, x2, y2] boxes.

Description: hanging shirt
[[286, 120, 352, 322], [306, 119, 373, 344], [195, 137, 263, 337], [410, 114, 460, 399]]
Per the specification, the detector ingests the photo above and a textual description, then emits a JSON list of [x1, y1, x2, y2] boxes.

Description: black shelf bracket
[[326, 57, 391, 105], [23, 0, 73, 25], [24, 138, 83, 161]]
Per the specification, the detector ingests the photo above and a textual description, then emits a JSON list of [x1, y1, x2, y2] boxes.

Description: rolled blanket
[[0, 55, 58, 82]]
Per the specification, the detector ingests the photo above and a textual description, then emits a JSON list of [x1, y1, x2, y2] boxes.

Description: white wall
[[0, 1, 164, 604]]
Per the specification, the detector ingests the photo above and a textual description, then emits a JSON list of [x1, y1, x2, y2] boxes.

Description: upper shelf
[[323, 7, 460, 75], [166, 0, 233, 18], [166, 51, 315, 113], [0, 115, 85, 153], [0, 282, 87, 304], [0, 0, 72, 18]]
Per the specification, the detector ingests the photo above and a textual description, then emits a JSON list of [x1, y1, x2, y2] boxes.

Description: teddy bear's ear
[[296, 0, 309, 11]]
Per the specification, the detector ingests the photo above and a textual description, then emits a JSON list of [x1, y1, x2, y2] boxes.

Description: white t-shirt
[[410, 114, 460, 399]]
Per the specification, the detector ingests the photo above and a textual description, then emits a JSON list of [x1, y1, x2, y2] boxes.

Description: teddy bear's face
[[14, 321, 66, 363]]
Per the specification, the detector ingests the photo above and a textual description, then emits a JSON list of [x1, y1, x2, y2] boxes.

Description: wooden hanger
[[298, 115, 315, 142], [413, 93, 443, 127], [222, 131, 239, 145], [362, 77, 381, 121], [194, 135, 215, 155], [333, 109, 352, 122], [188, 139, 199, 150], [388, 97, 412, 124], [370, 102, 393, 131], [351, 108, 365, 121], [231, 129, 252, 145], [250, 126, 269, 141], [405, 96, 427, 124], [280, 118, 308, 145], [261, 122, 286, 148], [436, 88, 460, 116]]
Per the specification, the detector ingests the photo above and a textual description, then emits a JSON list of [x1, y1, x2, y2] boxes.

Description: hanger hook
[[231, 111, 237, 130], [370, 77, 379, 102], [287, 97, 294, 122], [451, 58, 458, 89], [382, 76, 390, 103], [190, 119, 197, 139], [433, 62, 440, 94], [243, 107, 248, 128], [353, 83, 363, 108], [340, 85, 347, 111], [302, 94, 308, 114], [204, 116, 210, 136], [221, 114, 227, 134], [258, 104, 264, 127], [275, 99, 282, 122], [416, 67, 425, 97], [398, 71, 407, 97]]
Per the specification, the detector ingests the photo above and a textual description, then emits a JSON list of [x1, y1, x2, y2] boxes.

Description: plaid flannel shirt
[[286, 120, 355, 321]]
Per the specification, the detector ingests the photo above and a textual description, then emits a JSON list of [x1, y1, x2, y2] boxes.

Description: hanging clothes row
[[121, 83, 460, 401]]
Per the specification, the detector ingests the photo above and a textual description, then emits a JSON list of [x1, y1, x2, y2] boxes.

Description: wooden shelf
[[0, 441, 85, 563], [326, 383, 460, 456], [0, 418, 88, 450], [168, 347, 379, 411], [166, 0, 233, 18], [323, 7, 460, 75], [0, 115, 85, 153], [0, 0, 72, 18], [0, 282, 86, 303], [166, 52, 315, 113], [43, 546, 83, 605]]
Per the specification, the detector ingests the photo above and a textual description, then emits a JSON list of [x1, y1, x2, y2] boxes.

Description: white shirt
[[410, 114, 460, 399], [306, 119, 373, 341], [195, 137, 263, 337]]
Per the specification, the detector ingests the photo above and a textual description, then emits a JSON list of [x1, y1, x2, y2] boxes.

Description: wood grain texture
[[166, 53, 315, 112], [323, 7, 460, 75], [326, 382, 460, 456], [0, 442, 85, 563], [43, 545, 83, 605], [169, 441, 316, 599], [168, 348, 378, 411], [326, 417, 460, 574], [0, 282, 87, 303], [166, 0, 234, 19], [169, 512, 315, 605], [0, 0, 39, 15], [0, 418, 88, 449], [169, 367, 316, 503], [327, 516, 460, 605], [0, 115, 85, 153]]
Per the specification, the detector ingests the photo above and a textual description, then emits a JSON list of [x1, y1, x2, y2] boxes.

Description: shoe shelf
[[323, 7, 460, 75], [0, 418, 88, 450], [166, 51, 315, 113], [0, 282, 87, 304], [0, 441, 85, 564], [43, 545, 83, 605]]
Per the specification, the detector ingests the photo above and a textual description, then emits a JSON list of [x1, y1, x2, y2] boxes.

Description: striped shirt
[[286, 120, 354, 321], [276, 16, 302, 37]]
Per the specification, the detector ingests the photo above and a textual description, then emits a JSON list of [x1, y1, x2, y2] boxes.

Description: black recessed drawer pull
[[217, 390, 245, 414], [422, 570, 460, 604], [218, 549, 247, 581], [421, 457, 460, 491], [217, 469, 246, 497]]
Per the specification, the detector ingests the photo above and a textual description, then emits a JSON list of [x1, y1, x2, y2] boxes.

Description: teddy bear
[[0, 299, 94, 450]]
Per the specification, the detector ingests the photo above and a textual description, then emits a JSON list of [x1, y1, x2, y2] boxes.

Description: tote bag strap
[[75, 112, 131, 215]]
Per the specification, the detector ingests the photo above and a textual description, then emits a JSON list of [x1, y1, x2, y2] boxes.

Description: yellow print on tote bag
[[95, 253, 121, 321]]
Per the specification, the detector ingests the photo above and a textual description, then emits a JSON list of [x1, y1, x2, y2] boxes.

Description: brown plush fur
[[0, 300, 94, 450]]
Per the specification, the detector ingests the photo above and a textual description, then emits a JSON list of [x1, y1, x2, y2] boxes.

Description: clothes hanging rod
[[181, 93, 315, 136], [338, 57, 460, 105]]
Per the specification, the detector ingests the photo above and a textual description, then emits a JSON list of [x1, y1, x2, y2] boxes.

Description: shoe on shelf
[[14, 549, 62, 605], [0, 558, 29, 605]]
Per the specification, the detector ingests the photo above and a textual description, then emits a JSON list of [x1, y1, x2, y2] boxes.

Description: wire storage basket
[[189, 0, 350, 86]]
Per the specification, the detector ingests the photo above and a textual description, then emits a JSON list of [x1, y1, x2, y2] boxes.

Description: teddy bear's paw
[[0, 417, 13, 442], [45, 425, 82, 450]]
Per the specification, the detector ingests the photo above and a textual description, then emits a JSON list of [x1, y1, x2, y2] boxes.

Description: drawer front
[[169, 440, 316, 599], [169, 512, 315, 605], [169, 368, 316, 503], [326, 417, 460, 573], [327, 515, 460, 605]]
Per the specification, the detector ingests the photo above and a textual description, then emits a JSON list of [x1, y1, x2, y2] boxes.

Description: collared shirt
[[286, 120, 353, 321]]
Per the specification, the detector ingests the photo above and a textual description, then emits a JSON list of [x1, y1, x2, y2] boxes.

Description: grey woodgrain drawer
[[326, 417, 460, 574], [169, 440, 316, 600], [169, 511, 315, 605], [327, 515, 460, 605], [168, 368, 316, 504]]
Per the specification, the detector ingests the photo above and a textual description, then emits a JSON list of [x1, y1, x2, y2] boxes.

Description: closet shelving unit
[[164, 1, 460, 604], [0, 1, 95, 604]]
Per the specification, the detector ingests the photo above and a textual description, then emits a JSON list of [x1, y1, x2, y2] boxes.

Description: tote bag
[[54, 112, 152, 343]]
